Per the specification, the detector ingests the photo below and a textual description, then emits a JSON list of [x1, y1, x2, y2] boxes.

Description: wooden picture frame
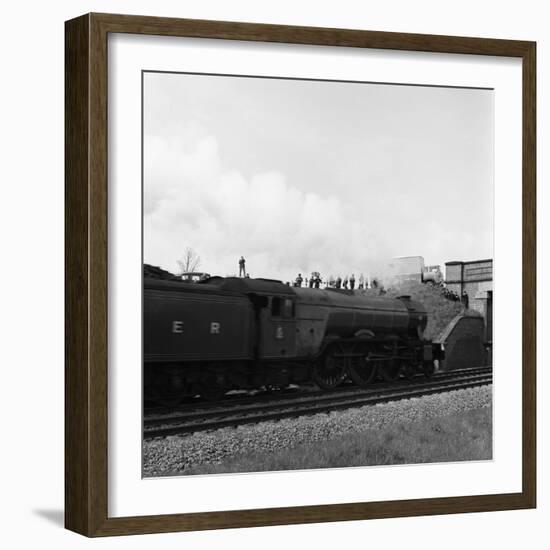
[[65, 12, 536, 537]]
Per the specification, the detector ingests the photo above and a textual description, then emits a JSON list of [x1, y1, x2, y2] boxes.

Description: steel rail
[[145, 365, 492, 417], [145, 370, 491, 426], [144, 370, 492, 439]]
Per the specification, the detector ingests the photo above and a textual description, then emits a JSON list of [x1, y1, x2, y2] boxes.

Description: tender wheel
[[313, 346, 347, 390], [156, 395, 183, 407], [198, 369, 226, 401], [380, 358, 402, 382], [348, 351, 378, 387]]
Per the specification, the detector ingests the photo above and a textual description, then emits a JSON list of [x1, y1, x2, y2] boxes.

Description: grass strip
[[183, 406, 492, 475]]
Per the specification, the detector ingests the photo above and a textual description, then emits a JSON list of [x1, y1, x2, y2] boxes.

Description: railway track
[[145, 366, 492, 416], [144, 366, 492, 439]]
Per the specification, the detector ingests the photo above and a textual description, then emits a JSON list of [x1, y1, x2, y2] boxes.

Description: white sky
[[143, 72, 493, 283]]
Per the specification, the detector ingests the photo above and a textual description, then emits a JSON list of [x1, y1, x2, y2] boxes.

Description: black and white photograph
[[142, 71, 494, 477], [3, 0, 543, 542]]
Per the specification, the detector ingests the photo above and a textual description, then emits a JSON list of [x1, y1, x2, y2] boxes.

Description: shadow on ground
[[33, 509, 64, 527]]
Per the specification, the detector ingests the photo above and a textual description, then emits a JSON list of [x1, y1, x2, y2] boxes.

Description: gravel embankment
[[143, 385, 492, 477]]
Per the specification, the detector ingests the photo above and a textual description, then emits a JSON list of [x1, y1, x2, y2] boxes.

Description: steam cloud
[[144, 135, 395, 283]]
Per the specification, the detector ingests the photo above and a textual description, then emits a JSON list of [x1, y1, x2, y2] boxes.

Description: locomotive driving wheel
[[401, 362, 417, 380], [313, 345, 347, 390], [379, 357, 402, 382], [348, 349, 377, 387]]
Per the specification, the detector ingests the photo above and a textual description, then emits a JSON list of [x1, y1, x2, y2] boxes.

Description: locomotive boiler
[[144, 276, 443, 401]]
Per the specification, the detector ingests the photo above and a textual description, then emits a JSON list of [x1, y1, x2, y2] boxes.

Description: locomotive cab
[[257, 295, 297, 359], [212, 277, 298, 360]]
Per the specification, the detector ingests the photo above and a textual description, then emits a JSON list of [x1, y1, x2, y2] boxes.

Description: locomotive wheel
[[401, 363, 417, 380], [158, 395, 184, 407], [348, 352, 377, 387], [313, 347, 347, 390], [380, 358, 402, 382], [198, 369, 226, 401], [423, 360, 436, 379]]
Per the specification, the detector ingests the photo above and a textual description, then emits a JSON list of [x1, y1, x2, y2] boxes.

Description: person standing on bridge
[[238, 256, 246, 277]]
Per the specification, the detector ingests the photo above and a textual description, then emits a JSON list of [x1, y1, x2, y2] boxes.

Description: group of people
[[441, 286, 469, 307], [238, 257, 385, 293], [238, 257, 469, 308], [294, 272, 323, 288], [292, 272, 384, 292]]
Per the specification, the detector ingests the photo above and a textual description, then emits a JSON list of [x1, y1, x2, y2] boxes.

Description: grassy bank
[[183, 406, 492, 475]]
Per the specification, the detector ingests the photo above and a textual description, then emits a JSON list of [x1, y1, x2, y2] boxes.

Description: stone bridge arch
[[435, 313, 488, 371]]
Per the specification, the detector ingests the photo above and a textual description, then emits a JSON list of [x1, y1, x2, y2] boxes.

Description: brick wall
[[436, 313, 488, 371], [463, 260, 492, 281], [445, 262, 463, 286], [444, 259, 493, 343]]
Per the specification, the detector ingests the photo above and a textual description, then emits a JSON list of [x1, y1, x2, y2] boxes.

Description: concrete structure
[[388, 256, 443, 284], [444, 259, 493, 343], [436, 313, 488, 370], [389, 255, 425, 282]]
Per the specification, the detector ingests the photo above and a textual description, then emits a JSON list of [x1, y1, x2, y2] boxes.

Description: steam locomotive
[[144, 276, 444, 401]]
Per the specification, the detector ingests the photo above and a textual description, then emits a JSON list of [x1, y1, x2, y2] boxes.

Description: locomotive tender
[[144, 276, 444, 401]]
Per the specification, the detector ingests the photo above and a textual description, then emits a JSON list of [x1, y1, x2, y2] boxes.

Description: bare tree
[[177, 247, 201, 274]]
